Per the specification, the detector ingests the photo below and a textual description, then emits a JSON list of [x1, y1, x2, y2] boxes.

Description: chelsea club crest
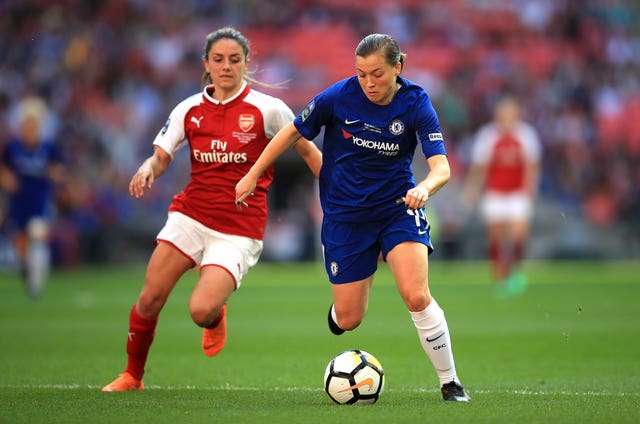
[[389, 119, 404, 135]]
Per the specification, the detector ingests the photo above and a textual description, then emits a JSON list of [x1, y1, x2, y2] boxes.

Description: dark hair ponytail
[[355, 33, 406, 72], [200, 27, 287, 89]]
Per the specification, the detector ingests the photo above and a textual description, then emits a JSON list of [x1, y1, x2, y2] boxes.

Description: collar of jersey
[[204, 81, 248, 106]]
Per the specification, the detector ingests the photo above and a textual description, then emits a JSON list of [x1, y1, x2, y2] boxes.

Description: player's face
[[355, 53, 401, 105], [20, 115, 41, 146], [203, 38, 248, 99]]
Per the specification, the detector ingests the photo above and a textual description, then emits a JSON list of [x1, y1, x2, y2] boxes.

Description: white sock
[[330, 304, 339, 326], [410, 298, 459, 386], [26, 239, 50, 297]]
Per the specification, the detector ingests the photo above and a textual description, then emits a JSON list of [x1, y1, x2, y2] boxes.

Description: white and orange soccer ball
[[323, 349, 385, 404]]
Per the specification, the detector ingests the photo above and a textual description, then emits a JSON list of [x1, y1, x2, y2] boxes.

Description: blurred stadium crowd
[[1, 0, 639, 265]]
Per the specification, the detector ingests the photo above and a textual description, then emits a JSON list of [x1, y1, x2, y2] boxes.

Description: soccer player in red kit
[[463, 96, 541, 297], [102, 27, 321, 392]]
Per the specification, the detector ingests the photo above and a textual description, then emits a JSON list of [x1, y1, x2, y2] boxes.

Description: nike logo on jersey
[[344, 118, 360, 125], [191, 116, 204, 128]]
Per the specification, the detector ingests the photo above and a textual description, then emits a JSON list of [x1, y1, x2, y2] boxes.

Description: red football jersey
[[470, 121, 541, 193], [153, 82, 294, 240]]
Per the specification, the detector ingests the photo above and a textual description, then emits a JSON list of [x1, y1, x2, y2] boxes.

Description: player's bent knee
[[27, 218, 49, 241], [403, 291, 429, 312], [340, 319, 361, 331], [189, 306, 208, 327], [189, 304, 220, 328], [190, 313, 209, 328], [336, 311, 364, 331]]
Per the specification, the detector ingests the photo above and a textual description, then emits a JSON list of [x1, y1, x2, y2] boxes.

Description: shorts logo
[[238, 114, 255, 132], [428, 132, 443, 141], [389, 119, 404, 135], [300, 100, 315, 122], [330, 261, 339, 277]]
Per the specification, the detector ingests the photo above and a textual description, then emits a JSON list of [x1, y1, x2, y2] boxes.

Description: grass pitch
[[1, 260, 639, 423]]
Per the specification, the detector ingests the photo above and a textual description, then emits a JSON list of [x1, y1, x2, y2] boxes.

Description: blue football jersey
[[293, 76, 446, 222], [2, 138, 62, 228]]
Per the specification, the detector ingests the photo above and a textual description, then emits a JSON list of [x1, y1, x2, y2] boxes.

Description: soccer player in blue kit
[[236, 33, 471, 402], [0, 96, 64, 298]]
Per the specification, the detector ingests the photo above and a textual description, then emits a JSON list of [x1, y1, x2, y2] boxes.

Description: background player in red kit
[[463, 96, 541, 297], [102, 27, 321, 392]]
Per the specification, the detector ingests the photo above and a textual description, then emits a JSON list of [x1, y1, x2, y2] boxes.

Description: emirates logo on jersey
[[238, 114, 255, 132]]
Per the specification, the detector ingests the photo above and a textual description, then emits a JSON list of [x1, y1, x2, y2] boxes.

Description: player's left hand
[[403, 186, 429, 210]]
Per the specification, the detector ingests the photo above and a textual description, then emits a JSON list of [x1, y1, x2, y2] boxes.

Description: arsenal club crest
[[238, 114, 255, 132]]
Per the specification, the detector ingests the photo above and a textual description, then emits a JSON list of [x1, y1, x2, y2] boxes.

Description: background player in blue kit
[[0, 96, 64, 298], [237, 33, 470, 402]]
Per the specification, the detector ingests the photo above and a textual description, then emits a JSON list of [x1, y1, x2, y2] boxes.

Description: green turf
[[1, 260, 639, 423]]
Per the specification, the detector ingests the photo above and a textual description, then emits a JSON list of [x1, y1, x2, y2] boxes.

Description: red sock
[[125, 304, 158, 380], [489, 240, 507, 280], [513, 239, 524, 264]]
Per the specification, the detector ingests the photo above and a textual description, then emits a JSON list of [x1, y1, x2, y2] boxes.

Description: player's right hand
[[235, 174, 256, 211], [129, 167, 154, 198]]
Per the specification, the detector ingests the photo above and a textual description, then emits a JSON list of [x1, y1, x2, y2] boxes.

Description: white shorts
[[480, 191, 533, 223], [156, 211, 263, 288]]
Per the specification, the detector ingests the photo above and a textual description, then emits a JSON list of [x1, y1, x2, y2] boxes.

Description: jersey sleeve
[[470, 124, 495, 165], [293, 86, 336, 141], [263, 97, 295, 138], [519, 122, 542, 162], [415, 94, 447, 159], [152, 97, 193, 159]]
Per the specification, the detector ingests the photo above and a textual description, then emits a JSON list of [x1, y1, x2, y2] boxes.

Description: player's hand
[[235, 175, 256, 211], [401, 186, 429, 210], [129, 166, 154, 198], [0, 169, 19, 193]]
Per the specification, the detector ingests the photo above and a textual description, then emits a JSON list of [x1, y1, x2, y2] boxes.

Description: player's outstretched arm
[[420, 153, 451, 197], [235, 122, 303, 207], [129, 146, 172, 198], [403, 154, 451, 210], [292, 138, 322, 178]]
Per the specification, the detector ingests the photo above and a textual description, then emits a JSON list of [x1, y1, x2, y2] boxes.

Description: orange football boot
[[202, 304, 227, 357], [102, 372, 144, 392]]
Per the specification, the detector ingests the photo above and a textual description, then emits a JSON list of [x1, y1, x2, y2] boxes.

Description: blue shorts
[[8, 199, 51, 231], [321, 207, 433, 284]]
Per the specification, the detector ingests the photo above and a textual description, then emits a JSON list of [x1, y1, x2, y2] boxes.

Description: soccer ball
[[323, 349, 385, 404]]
